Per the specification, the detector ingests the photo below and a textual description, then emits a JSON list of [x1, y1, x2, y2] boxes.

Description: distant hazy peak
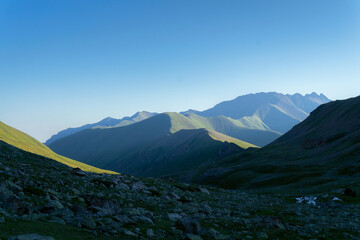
[[45, 111, 157, 145], [131, 111, 155, 117]]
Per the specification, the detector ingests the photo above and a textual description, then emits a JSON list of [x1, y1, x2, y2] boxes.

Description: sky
[[0, 0, 360, 142]]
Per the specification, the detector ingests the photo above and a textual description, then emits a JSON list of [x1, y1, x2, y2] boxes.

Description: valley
[[1, 92, 359, 240]]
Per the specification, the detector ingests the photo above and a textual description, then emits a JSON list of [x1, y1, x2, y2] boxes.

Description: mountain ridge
[[49, 112, 254, 176], [183, 92, 331, 134], [45, 92, 329, 146], [44, 111, 157, 145]]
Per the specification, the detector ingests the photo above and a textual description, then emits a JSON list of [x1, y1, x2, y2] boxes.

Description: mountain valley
[[1, 92, 359, 240]]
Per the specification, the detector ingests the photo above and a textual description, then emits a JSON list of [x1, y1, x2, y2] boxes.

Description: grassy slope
[[208, 130, 257, 149], [149, 112, 259, 149], [0, 121, 116, 174], [192, 96, 360, 191], [184, 113, 281, 146]]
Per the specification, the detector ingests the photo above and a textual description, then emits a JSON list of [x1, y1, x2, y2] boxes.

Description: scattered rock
[[1, 141, 360, 239], [131, 181, 146, 191], [168, 213, 183, 221], [184, 234, 202, 240], [199, 188, 210, 195], [206, 228, 229, 240], [123, 229, 137, 236], [146, 228, 155, 237], [169, 192, 180, 200], [72, 168, 86, 176], [256, 232, 269, 239], [176, 217, 201, 234], [134, 215, 154, 225], [253, 216, 286, 230]]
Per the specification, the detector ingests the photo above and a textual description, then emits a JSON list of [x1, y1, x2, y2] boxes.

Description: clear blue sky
[[1, 0, 359, 142]]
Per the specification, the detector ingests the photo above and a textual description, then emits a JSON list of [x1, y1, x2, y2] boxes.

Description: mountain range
[[183, 92, 330, 134], [188, 95, 360, 190], [48, 112, 254, 177], [46, 92, 330, 148], [46, 92, 332, 180]]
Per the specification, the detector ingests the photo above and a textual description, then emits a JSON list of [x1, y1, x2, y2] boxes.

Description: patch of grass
[[23, 186, 46, 196]]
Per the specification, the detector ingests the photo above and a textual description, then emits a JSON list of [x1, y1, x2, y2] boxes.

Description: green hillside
[[190, 95, 360, 191], [0, 121, 116, 174], [183, 113, 281, 146], [208, 130, 257, 149], [147, 112, 279, 147]]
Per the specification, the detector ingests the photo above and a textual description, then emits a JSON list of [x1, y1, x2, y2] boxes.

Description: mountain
[[0, 121, 116, 174], [44, 111, 157, 145], [183, 92, 330, 134], [49, 112, 256, 176], [190, 95, 360, 190]]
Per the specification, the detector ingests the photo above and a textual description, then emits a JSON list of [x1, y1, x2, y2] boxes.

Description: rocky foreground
[[0, 141, 360, 240]]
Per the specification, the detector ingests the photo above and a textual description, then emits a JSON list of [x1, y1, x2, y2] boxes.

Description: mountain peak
[[182, 92, 331, 134]]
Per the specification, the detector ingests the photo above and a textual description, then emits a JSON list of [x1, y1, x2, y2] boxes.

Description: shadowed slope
[[49, 113, 255, 177], [49, 113, 173, 167], [192, 95, 360, 190], [0, 121, 116, 174], [106, 128, 245, 178]]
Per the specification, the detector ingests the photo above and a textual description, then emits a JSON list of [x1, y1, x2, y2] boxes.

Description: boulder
[[176, 217, 201, 234], [344, 188, 358, 197], [72, 168, 86, 176]]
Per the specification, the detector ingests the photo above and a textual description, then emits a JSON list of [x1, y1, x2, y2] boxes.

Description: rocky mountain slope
[[1, 140, 359, 240], [191, 95, 360, 190], [45, 111, 157, 145]]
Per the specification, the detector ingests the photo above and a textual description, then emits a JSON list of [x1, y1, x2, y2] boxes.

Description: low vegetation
[[0, 121, 116, 174]]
